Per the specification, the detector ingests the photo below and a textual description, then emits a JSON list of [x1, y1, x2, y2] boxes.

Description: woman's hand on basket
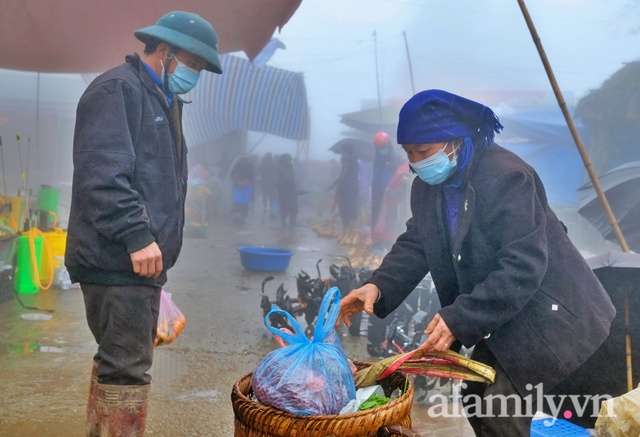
[[336, 283, 379, 328], [417, 313, 457, 353]]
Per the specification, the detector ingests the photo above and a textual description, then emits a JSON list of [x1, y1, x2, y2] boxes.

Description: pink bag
[[154, 289, 186, 347]]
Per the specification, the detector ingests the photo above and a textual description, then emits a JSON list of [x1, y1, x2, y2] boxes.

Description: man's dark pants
[[81, 283, 161, 385]]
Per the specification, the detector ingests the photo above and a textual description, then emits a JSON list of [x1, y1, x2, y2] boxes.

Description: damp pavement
[[0, 196, 476, 437]]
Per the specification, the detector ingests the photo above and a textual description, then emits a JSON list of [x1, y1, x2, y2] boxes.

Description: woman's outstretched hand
[[336, 283, 379, 328]]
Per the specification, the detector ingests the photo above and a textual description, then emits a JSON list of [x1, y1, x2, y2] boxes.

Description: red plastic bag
[[154, 289, 186, 347]]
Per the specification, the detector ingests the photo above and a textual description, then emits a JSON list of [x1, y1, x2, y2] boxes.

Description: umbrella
[[587, 250, 640, 271], [0, 0, 301, 73], [339, 106, 401, 136], [577, 161, 640, 253], [546, 250, 640, 428], [329, 138, 374, 162]]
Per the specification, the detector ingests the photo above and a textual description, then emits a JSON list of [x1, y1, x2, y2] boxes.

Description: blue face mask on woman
[[162, 57, 201, 95], [409, 142, 459, 185]]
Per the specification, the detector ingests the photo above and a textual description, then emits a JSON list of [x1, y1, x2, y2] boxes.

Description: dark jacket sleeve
[[73, 78, 155, 253], [439, 168, 549, 346]]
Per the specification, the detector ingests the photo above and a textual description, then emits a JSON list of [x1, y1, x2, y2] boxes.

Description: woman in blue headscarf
[[338, 90, 615, 435]]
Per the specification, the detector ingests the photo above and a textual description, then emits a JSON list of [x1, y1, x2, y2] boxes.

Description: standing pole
[[0, 136, 7, 199], [36, 72, 41, 192], [517, 0, 633, 392], [625, 292, 633, 392], [402, 32, 416, 95], [26, 137, 31, 204], [16, 133, 30, 230], [373, 31, 383, 124]]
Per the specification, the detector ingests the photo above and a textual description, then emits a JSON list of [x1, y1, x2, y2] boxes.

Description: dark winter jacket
[[65, 53, 187, 286], [337, 152, 359, 223], [368, 144, 615, 394]]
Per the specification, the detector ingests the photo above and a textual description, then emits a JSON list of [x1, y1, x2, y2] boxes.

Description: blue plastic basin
[[237, 246, 294, 272]]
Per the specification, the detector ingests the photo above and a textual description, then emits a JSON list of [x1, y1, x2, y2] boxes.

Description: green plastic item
[[37, 186, 60, 214], [14, 234, 43, 294], [37, 186, 60, 229]]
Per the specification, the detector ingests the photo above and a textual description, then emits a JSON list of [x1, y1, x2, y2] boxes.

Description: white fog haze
[[0, 0, 638, 242]]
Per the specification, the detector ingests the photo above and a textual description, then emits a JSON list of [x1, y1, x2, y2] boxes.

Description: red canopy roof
[[0, 0, 301, 73]]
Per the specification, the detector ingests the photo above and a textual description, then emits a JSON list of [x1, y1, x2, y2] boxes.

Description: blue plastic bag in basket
[[252, 287, 356, 415]]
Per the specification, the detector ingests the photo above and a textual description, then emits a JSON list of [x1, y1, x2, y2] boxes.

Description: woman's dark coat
[[368, 144, 615, 394]]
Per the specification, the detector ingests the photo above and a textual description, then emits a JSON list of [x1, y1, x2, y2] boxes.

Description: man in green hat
[[65, 11, 221, 436]]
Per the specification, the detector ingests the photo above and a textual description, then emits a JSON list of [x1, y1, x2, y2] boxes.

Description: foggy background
[[0, 0, 638, 253]]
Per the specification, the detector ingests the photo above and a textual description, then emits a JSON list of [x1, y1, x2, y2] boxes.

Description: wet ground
[[0, 198, 476, 436]]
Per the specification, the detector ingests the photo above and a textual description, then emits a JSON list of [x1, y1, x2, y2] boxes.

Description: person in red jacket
[[371, 131, 397, 234], [66, 11, 221, 436], [338, 89, 615, 436]]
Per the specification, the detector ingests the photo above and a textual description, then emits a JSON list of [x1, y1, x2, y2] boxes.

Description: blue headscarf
[[397, 89, 504, 182]]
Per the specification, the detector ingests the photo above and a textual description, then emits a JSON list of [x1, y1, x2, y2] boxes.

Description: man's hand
[[336, 283, 379, 328], [418, 313, 457, 353], [130, 242, 163, 279]]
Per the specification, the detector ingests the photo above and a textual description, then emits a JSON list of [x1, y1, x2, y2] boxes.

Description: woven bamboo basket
[[231, 361, 414, 437]]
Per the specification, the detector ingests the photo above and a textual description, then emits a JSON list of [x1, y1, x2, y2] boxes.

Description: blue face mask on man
[[409, 142, 459, 185], [162, 56, 201, 95]]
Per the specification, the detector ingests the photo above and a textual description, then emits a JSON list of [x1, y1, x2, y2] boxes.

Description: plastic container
[[37, 186, 60, 230], [39, 228, 67, 283], [0, 196, 23, 232], [237, 246, 294, 272], [530, 418, 590, 436], [37, 186, 60, 215], [14, 234, 43, 294]]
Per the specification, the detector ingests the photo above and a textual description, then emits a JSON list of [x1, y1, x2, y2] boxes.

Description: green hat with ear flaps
[[134, 11, 222, 74]]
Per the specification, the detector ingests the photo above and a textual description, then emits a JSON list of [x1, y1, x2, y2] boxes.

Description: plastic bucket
[[14, 234, 43, 294], [37, 186, 60, 229], [39, 228, 67, 284], [0, 196, 23, 232], [37, 186, 60, 214]]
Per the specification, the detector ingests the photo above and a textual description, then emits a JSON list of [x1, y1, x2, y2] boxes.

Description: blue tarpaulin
[[497, 108, 586, 206]]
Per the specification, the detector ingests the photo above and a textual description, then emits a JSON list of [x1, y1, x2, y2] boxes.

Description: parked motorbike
[[259, 275, 303, 333], [364, 274, 439, 358], [327, 255, 373, 336], [291, 255, 370, 338], [259, 258, 338, 339], [295, 258, 331, 338], [364, 275, 442, 402]]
